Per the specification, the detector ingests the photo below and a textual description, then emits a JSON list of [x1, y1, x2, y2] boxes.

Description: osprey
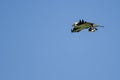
[[71, 19, 103, 32]]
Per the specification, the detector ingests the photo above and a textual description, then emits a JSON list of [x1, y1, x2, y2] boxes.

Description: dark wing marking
[[71, 27, 82, 32], [77, 19, 86, 25]]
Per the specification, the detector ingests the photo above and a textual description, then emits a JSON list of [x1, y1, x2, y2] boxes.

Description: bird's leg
[[88, 27, 92, 31], [95, 28, 98, 30], [88, 27, 97, 32]]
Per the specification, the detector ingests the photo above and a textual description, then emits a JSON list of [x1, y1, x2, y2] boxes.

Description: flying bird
[[71, 19, 103, 32]]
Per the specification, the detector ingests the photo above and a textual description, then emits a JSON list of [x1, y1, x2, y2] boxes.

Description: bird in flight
[[71, 19, 104, 32]]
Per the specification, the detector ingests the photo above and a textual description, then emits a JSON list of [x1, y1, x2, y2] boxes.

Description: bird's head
[[72, 22, 78, 27]]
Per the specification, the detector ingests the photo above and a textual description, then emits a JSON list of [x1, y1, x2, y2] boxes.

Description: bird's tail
[[95, 24, 104, 27]]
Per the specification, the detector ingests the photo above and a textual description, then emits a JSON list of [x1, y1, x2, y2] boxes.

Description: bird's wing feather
[[71, 23, 93, 32], [75, 23, 93, 28]]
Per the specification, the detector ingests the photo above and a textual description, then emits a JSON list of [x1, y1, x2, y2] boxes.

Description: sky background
[[0, 0, 120, 80]]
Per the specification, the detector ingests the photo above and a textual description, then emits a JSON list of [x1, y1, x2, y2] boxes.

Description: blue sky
[[0, 0, 120, 80]]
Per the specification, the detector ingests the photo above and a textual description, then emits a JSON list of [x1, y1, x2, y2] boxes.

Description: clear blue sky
[[0, 0, 120, 80]]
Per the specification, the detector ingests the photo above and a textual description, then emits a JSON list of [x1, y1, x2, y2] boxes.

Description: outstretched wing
[[71, 21, 93, 32], [71, 27, 83, 32]]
